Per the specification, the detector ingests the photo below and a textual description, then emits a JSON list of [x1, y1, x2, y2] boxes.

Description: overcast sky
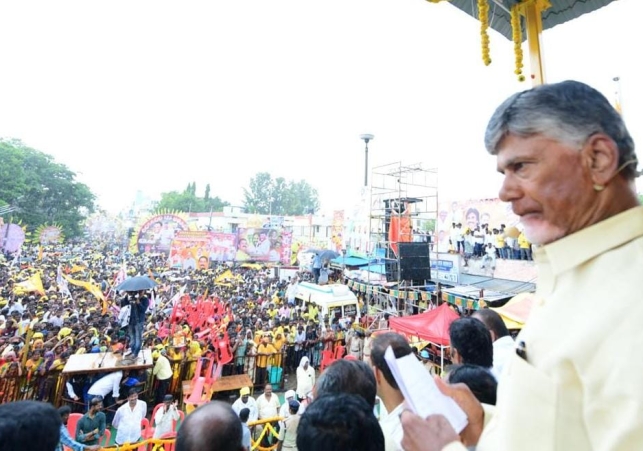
[[0, 0, 641, 214]]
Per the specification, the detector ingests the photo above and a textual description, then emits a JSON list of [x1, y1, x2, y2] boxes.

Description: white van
[[295, 282, 360, 320]]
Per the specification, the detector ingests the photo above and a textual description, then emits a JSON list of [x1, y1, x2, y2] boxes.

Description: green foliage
[[243, 172, 320, 215], [157, 182, 229, 213], [421, 219, 436, 232], [0, 139, 96, 237]]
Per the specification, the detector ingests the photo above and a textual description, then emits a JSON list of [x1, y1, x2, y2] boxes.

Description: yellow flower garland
[[425, 0, 537, 81], [478, 0, 491, 65], [511, 3, 526, 82]]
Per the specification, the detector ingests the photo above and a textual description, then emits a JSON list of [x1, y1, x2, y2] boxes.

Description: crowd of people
[[1, 79, 643, 451]]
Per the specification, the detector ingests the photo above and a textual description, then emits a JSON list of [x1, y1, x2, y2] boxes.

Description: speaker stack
[[398, 242, 431, 284]]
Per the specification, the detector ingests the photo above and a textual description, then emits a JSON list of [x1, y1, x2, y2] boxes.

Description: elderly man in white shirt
[[232, 387, 259, 423], [278, 390, 302, 429], [256, 384, 281, 446], [113, 389, 147, 445], [153, 394, 180, 438]]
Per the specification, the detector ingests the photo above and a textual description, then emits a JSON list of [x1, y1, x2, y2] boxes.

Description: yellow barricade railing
[[98, 417, 285, 451], [101, 438, 175, 451], [248, 416, 284, 451]]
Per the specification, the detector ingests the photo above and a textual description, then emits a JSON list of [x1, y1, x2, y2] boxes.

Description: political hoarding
[[168, 231, 214, 270], [136, 213, 189, 255], [168, 230, 292, 267], [235, 228, 292, 264], [435, 199, 519, 252]]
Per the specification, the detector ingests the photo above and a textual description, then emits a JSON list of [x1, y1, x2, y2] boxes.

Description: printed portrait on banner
[[136, 213, 189, 255]]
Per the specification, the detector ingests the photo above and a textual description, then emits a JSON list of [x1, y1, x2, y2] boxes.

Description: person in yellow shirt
[[517, 232, 532, 261], [493, 229, 506, 259], [256, 337, 277, 386], [271, 332, 285, 368], [400, 81, 643, 451], [305, 304, 319, 324], [267, 305, 278, 320]]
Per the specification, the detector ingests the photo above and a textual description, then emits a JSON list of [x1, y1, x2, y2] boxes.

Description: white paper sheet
[[384, 346, 468, 433]]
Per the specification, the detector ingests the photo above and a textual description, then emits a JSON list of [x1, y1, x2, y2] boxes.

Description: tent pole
[[524, 0, 548, 86], [441, 345, 444, 373]]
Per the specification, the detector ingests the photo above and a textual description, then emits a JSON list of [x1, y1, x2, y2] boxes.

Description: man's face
[[497, 134, 594, 245], [241, 394, 249, 402], [128, 392, 138, 406], [265, 385, 272, 396], [466, 212, 478, 230]]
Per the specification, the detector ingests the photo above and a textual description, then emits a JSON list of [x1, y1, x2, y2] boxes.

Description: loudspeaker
[[398, 242, 431, 283], [384, 260, 399, 281]]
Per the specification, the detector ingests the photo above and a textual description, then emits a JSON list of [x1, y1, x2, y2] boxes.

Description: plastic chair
[[66, 413, 83, 438], [184, 377, 209, 414], [98, 429, 111, 447], [150, 402, 165, 428], [319, 350, 335, 372], [141, 417, 151, 441], [159, 432, 177, 451]]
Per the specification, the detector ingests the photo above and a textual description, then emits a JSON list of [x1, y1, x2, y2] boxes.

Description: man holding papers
[[401, 81, 643, 450], [370, 332, 409, 451]]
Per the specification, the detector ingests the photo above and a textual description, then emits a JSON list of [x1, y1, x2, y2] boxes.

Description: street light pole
[[359, 134, 374, 187]]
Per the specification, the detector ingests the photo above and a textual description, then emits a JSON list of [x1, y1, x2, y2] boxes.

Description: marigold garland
[[511, 3, 526, 82], [478, 0, 491, 65]]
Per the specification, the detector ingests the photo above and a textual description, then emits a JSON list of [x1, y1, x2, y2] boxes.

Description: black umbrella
[[318, 250, 340, 261], [116, 276, 158, 292]]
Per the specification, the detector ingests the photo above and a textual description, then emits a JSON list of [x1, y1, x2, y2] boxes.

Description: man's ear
[[372, 365, 382, 384], [583, 133, 619, 186]]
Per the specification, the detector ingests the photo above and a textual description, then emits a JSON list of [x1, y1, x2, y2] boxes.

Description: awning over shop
[[491, 292, 536, 330]]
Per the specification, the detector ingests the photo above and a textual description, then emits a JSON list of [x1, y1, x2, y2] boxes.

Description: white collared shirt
[[113, 399, 147, 444], [492, 335, 515, 381]]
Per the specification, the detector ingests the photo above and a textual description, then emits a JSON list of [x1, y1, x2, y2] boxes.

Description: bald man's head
[[176, 401, 243, 451]]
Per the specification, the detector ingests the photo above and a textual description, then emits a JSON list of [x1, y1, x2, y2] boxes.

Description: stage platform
[[62, 350, 154, 375]]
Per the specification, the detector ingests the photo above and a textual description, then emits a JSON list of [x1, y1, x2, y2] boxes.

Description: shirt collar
[[535, 206, 643, 277]]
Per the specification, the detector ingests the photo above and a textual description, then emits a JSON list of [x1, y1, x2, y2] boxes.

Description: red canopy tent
[[388, 303, 460, 372], [389, 303, 459, 346]]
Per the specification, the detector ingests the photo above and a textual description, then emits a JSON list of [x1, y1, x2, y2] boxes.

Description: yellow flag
[[215, 270, 233, 284], [71, 263, 89, 274], [14, 273, 45, 296], [63, 275, 105, 301], [64, 274, 108, 314]]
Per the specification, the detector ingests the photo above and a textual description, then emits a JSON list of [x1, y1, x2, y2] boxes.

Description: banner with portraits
[[235, 228, 292, 264], [435, 199, 519, 252], [36, 225, 64, 245], [168, 231, 213, 270], [136, 213, 189, 255], [167, 229, 291, 267]]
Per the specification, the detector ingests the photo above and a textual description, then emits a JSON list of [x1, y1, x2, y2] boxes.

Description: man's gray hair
[[484, 80, 638, 179]]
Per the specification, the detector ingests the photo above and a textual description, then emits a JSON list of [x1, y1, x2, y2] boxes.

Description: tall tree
[[0, 139, 96, 237], [243, 172, 320, 215], [157, 182, 229, 213]]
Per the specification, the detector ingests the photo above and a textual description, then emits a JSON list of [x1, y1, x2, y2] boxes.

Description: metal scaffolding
[[366, 161, 439, 314]]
